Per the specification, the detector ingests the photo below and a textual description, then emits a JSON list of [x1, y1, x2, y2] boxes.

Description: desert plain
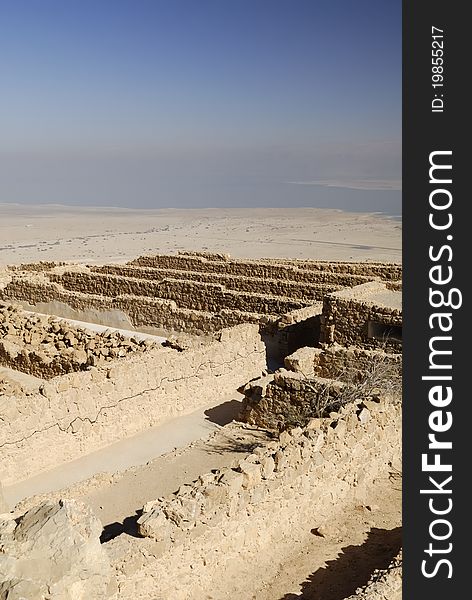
[[0, 204, 401, 265]]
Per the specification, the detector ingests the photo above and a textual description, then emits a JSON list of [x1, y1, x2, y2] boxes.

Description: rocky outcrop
[[0, 499, 112, 599]]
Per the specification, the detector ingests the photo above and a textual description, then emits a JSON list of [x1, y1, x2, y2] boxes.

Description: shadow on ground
[[204, 398, 242, 426], [100, 510, 143, 543], [280, 526, 401, 600]]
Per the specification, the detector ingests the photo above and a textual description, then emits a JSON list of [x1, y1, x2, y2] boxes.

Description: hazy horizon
[[1, 0, 401, 214]]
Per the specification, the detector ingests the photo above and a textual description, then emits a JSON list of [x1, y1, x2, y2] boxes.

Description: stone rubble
[[0, 302, 158, 379], [0, 254, 403, 598]]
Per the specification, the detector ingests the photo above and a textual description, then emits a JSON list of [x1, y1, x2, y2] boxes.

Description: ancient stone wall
[[0, 303, 157, 379], [0, 269, 328, 375], [284, 343, 402, 380], [1, 256, 402, 348], [259, 256, 402, 280], [241, 343, 401, 430], [7, 261, 65, 272], [240, 370, 348, 430], [0, 276, 264, 335], [0, 499, 112, 599], [321, 282, 402, 350], [0, 323, 266, 485], [47, 271, 305, 315], [91, 264, 344, 301], [129, 252, 401, 283], [109, 398, 401, 600]]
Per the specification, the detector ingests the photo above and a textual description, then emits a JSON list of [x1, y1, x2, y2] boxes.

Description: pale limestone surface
[[0, 499, 112, 599]]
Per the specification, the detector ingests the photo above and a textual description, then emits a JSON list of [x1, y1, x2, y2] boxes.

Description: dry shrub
[[302, 351, 402, 418]]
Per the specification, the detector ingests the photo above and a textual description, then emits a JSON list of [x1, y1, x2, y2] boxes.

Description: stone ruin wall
[[0, 254, 401, 356], [0, 303, 158, 379], [0, 321, 266, 485], [110, 398, 401, 599], [47, 270, 305, 316], [129, 251, 402, 281], [6, 261, 67, 273], [281, 343, 402, 381], [0, 275, 265, 336], [0, 254, 403, 598], [243, 370, 348, 431], [0, 254, 402, 485], [321, 287, 402, 351], [90, 264, 348, 301], [0, 395, 401, 599]]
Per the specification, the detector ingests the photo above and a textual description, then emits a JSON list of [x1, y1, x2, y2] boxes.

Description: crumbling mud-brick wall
[[0, 323, 266, 485], [320, 282, 402, 350]]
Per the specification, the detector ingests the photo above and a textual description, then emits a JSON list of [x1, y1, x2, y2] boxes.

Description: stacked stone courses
[[0, 253, 403, 598], [0, 253, 402, 483], [129, 252, 401, 281], [0, 255, 400, 344], [0, 303, 157, 379], [47, 271, 306, 316], [90, 265, 347, 301], [321, 281, 402, 350]]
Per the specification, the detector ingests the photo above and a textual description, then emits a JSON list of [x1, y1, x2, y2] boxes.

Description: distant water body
[[120, 182, 401, 218], [4, 182, 402, 219]]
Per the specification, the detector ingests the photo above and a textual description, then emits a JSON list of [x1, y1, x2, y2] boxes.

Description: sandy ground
[[3, 392, 250, 510], [9, 413, 271, 532], [0, 205, 401, 265], [255, 472, 402, 600]]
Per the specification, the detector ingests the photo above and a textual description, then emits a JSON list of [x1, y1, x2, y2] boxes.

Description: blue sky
[[0, 0, 401, 211]]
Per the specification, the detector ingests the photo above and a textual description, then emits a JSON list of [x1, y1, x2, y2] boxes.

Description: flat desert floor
[[0, 205, 401, 265]]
